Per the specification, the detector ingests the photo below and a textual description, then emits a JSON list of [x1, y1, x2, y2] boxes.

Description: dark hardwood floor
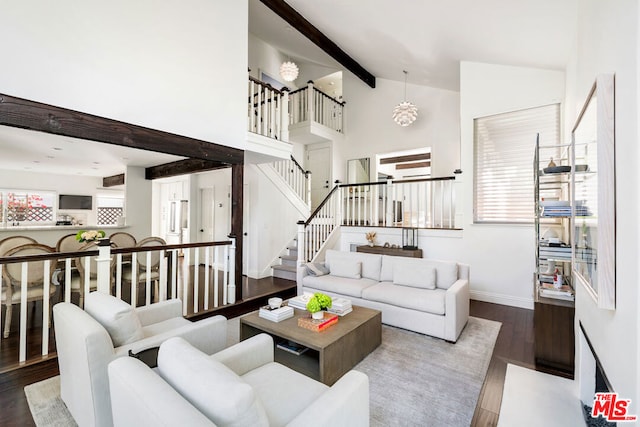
[[0, 280, 537, 427]]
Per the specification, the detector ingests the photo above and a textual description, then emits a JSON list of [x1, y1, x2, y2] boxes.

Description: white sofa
[[53, 292, 228, 427], [298, 249, 469, 342], [108, 334, 370, 427]]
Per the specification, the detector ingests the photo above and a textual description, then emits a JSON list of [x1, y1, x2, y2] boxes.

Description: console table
[[356, 245, 422, 258]]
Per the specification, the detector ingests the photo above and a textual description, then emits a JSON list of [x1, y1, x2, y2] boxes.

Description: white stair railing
[[297, 177, 458, 263], [271, 156, 311, 208], [248, 76, 289, 141], [289, 81, 344, 134]]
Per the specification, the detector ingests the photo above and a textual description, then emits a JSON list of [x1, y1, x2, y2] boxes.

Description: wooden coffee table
[[240, 305, 381, 385]]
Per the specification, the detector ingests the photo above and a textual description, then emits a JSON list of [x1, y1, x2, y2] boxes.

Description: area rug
[[354, 317, 500, 426], [24, 376, 76, 427], [25, 316, 499, 427]]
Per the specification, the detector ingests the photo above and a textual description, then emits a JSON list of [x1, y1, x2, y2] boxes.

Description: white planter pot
[[311, 311, 324, 320]]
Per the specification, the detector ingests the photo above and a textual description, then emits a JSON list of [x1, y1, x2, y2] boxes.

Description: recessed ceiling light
[[46, 155, 55, 159], [53, 147, 62, 151], [33, 160, 40, 164], [92, 161, 100, 165]]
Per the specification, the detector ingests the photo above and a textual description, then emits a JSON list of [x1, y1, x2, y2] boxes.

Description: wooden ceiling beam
[[259, 0, 376, 88], [145, 158, 228, 180], [395, 161, 431, 170], [103, 174, 125, 187], [0, 93, 244, 165], [380, 153, 431, 165]]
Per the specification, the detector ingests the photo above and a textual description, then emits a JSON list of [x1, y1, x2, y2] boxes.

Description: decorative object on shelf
[[76, 229, 105, 242], [365, 231, 377, 247], [392, 70, 418, 127], [268, 297, 283, 309], [548, 157, 557, 168], [306, 292, 333, 320], [383, 242, 390, 248], [279, 60, 299, 82], [402, 227, 418, 250]]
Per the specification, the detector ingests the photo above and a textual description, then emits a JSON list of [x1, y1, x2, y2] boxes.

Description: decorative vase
[[368, 242, 374, 247], [312, 311, 324, 320]]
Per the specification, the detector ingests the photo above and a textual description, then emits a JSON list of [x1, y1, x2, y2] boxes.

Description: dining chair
[[122, 237, 167, 303], [1, 243, 58, 338], [109, 232, 137, 249], [55, 233, 84, 253]]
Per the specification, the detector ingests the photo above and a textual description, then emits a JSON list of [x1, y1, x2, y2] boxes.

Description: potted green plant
[[306, 292, 332, 320]]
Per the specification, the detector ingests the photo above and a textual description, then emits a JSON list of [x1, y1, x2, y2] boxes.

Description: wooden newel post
[[96, 238, 112, 295], [227, 236, 236, 304]]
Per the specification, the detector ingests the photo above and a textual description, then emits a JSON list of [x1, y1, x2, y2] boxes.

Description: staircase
[[271, 238, 298, 281]]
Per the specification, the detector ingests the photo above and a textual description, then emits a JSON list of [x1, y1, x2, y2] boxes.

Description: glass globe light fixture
[[392, 70, 418, 127], [280, 61, 299, 82]]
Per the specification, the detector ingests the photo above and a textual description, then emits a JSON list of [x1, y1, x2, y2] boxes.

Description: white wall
[[244, 164, 304, 278], [341, 74, 461, 181], [125, 166, 152, 240], [0, 0, 248, 150], [459, 62, 565, 308], [565, 0, 639, 412]]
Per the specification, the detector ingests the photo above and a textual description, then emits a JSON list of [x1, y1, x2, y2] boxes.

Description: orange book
[[298, 312, 339, 332]]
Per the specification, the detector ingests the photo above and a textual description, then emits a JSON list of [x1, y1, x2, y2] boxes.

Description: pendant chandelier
[[279, 60, 299, 82], [392, 70, 418, 127]]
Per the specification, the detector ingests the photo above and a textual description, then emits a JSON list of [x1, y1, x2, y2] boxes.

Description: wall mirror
[[347, 158, 370, 184], [571, 73, 615, 310]]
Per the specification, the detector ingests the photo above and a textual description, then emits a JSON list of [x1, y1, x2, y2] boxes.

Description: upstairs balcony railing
[[248, 76, 289, 141], [0, 238, 235, 368], [289, 81, 345, 134], [298, 177, 458, 262]]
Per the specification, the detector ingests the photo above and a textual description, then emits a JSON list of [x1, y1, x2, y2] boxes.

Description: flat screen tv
[[59, 194, 92, 210]]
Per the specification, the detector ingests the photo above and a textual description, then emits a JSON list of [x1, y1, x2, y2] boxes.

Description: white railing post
[[386, 178, 394, 226], [281, 88, 289, 142], [297, 221, 306, 265], [96, 238, 112, 294], [306, 171, 312, 207], [227, 237, 236, 304], [306, 81, 315, 124]]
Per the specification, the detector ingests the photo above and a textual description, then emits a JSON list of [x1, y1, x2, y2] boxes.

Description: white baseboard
[[470, 290, 534, 310]]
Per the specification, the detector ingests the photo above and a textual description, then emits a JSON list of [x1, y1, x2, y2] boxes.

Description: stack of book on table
[[259, 305, 294, 322], [327, 297, 352, 316], [298, 312, 339, 332], [276, 340, 309, 356], [288, 294, 312, 311], [538, 283, 575, 301]]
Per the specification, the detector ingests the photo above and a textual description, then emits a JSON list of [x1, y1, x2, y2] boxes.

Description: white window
[[474, 104, 561, 223], [1, 190, 56, 226], [96, 195, 124, 226]]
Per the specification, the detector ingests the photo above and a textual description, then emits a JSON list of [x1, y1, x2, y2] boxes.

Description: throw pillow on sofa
[[305, 262, 329, 276], [329, 259, 362, 279], [158, 337, 268, 427], [393, 260, 437, 289], [84, 291, 144, 347]]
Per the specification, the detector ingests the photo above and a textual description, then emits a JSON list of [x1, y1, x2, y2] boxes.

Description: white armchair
[[53, 292, 227, 427], [108, 334, 370, 427]]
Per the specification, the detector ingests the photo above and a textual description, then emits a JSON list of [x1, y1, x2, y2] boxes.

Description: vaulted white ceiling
[[249, 0, 578, 91]]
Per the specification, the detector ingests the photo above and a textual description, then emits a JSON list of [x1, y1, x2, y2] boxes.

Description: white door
[[307, 145, 332, 209]]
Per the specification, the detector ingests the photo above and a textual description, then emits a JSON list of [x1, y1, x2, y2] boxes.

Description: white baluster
[[193, 247, 199, 312]]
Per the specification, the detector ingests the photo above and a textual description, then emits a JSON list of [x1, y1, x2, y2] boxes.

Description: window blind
[[474, 104, 561, 223]]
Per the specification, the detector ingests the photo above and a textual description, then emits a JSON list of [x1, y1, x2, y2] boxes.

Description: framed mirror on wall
[[571, 73, 616, 310], [347, 158, 370, 184]]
